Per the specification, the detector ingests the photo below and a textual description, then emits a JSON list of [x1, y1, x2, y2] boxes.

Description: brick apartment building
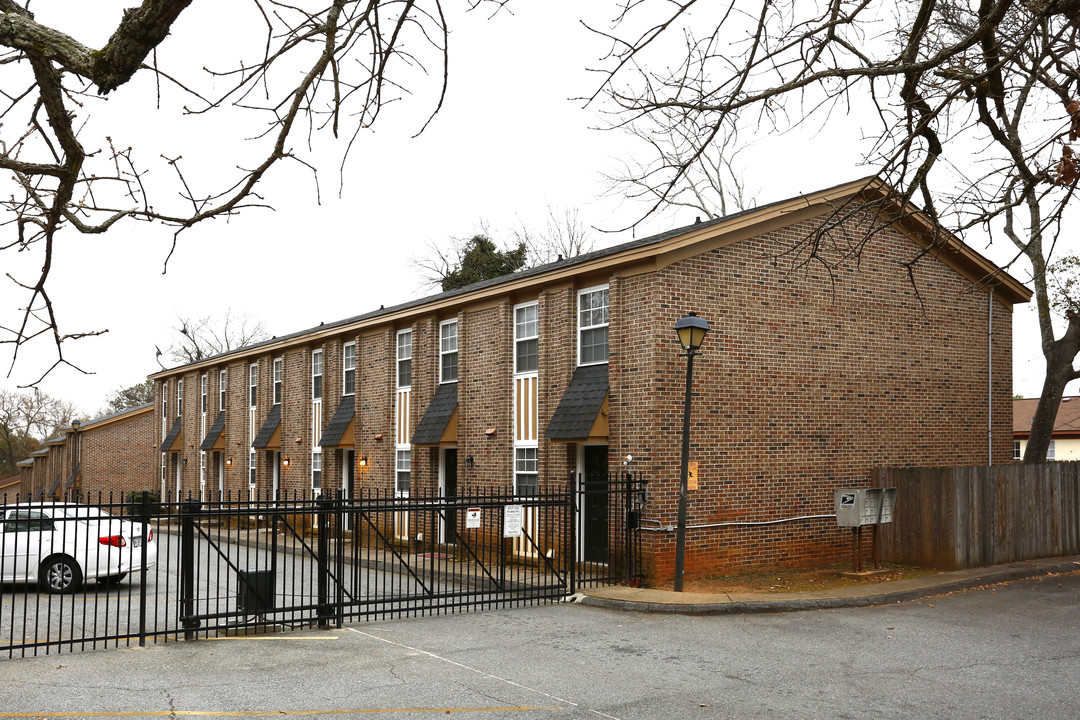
[[146, 177, 1029, 581], [16, 404, 155, 502]]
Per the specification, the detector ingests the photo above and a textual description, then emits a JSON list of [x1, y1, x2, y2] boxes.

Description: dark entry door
[[582, 445, 608, 563], [444, 449, 458, 544]]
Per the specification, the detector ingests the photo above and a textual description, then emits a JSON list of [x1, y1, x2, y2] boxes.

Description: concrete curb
[[578, 557, 1080, 615]]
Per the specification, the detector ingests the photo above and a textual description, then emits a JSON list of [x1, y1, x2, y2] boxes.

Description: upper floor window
[[578, 286, 609, 365], [219, 369, 227, 412], [312, 349, 323, 401], [162, 384, 168, 420], [273, 358, 283, 405], [397, 330, 413, 389], [249, 364, 258, 408], [200, 374, 208, 414], [440, 320, 458, 384], [515, 303, 538, 374], [176, 379, 184, 417], [343, 342, 356, 396], [1013, 440, 1022, 461]]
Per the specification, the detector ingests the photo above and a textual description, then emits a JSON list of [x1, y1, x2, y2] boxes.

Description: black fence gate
[[1, 474, 645, 658]]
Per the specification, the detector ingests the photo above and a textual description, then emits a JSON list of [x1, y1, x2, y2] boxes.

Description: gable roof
[[151, 177, 1031, 378], [1014, 397, 1080, 438]]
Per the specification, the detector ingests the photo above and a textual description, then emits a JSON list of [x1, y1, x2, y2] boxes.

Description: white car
[[0, 503, 158, 593]]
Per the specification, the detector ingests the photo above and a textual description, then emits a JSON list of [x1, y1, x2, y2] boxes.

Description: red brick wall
[[80, 408, 155, 500], [616, 215, 1014, 580]]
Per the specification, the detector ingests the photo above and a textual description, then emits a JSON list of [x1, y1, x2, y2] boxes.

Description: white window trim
[[312, 349, 323, 401], [343, 342, 356, 396], [514, 301, 539, 376], [219, 369, 227, 412], [397, 329, 413, 390], [439, 319, 458, 385], [249, 363, 258, 409], [577, 284, 610, 367], [200, 374, 208, 415], [176, 378, 184, 417], [273, 357, 283, 405]]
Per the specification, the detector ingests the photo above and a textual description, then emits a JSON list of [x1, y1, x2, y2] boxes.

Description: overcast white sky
[[0, 1, 1053, 415]]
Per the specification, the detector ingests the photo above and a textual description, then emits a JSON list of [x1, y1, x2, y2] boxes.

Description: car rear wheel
[[40, 556, 82, 594]]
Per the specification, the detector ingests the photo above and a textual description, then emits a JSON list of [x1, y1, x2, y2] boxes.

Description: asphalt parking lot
[[1, 569, 1078, 719]]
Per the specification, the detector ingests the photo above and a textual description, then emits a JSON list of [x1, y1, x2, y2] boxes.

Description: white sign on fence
[[466, 507, 481, 529], [503, 504, 524, 538]]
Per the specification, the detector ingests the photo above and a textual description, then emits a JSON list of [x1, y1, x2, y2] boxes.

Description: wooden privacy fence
[[872, 464, 1080, 570]]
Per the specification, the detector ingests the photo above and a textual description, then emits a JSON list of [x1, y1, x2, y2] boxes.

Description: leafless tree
[[590, 1, 1080, 461], [0, 388, 79, 476], [605, 115, 750, 223], [0, 0, 506, 385], [515, 207, 596, 265], [166, 311, 270, 365]]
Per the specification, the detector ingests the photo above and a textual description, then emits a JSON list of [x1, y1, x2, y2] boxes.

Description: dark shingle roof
[[411, 384, 458, 445], [159, 417, 183, 452], [544, 365, 609, 440], [319, 395, 355, 447], [201, 411, 226, 451], [252, 405, 282, 449]]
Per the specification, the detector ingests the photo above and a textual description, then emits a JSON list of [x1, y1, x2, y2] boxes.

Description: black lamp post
[[673, 311, 710, 592]]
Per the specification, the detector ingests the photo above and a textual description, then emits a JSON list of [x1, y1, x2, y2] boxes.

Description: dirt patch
[[653, 563, 940, 594]]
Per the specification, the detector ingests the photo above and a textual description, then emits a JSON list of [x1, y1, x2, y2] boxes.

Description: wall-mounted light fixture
[[226, 457, 233, 467], [182, 457, 188, 465], [465, 456, 474, 469], [282, 457, 291, 467], [358, 456, 368, 468]]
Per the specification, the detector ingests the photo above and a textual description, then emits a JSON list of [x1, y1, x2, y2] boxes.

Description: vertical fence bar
[[180, 499, 201, 640], [138, 492, 150, 647], [569, 473, 577, 596], [317, 493, 332, 628]]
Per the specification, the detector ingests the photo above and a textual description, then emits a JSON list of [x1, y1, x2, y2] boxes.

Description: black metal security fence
[[1, 474, 645, 658]]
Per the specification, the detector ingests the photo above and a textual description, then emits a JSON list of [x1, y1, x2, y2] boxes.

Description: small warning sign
[[687, 461, 699, 490], [465, 507, 481, 529], [503, 504, 524, 538]]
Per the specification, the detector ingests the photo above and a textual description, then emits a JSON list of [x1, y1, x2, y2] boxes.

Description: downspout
[[988, 288, 994, 466]]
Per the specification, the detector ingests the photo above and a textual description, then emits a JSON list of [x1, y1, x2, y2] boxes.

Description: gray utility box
[[834, 488, 897, 527], [237, 569, 276, 615]]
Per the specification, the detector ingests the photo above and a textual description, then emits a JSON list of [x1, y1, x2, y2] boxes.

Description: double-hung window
[[219, 369, 227, 412], [397, 331, 412, 388], [200, 374, 207, 415], [396, 449, 411, 495], [176, 379, 184, 416], [312, 350, 323, 401], [515, 447, 538, 496], [440, 320, 458, 383], [515, 303, 538, 373], [273, 358, 283, 405], [249, 364, 258, 407], [343, 342, 356, 396], [578, 286, 609, 365]]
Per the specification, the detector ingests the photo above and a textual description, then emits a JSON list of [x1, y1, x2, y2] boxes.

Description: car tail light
[[147, 528, 153, 542], [99, 535, 127, 547]]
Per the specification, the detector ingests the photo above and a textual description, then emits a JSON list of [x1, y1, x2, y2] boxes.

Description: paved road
[[1, 571, 1078, 719]]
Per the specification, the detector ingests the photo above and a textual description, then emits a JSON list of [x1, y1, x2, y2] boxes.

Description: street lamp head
[[70, 418, 81, 432], [674, 312, 710, 353]]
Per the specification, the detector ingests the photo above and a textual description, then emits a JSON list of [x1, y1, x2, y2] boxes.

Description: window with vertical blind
[[343, 342, 356, 396], [578, 286, 609, 366], [440, 320, 458, 383]]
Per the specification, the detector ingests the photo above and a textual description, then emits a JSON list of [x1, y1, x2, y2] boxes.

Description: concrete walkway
[[579, 555, 1080, 614]]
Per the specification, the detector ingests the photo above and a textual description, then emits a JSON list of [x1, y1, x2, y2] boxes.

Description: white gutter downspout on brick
[[988, 288, 994, 465]]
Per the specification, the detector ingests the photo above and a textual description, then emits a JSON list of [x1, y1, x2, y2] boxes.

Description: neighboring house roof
[[0, 475, 20, 491], [16, 459, 34, 467], [1014, 396, 1080, 439], [150, 177, 1032, 379], [82, 402, 154, 431]]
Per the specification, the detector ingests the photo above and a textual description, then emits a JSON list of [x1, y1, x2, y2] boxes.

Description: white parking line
[[346, 627, 623, 720]]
